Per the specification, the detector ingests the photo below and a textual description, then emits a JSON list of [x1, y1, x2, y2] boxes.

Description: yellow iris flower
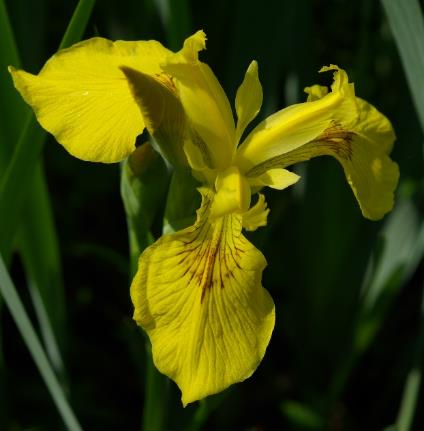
[[9, 30, 399, 406]]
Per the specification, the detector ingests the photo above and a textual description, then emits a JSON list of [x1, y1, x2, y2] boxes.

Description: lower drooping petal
[[237, 66, 399, 220], [130, 188, 275, 405]]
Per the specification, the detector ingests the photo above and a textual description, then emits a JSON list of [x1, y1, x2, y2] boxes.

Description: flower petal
[[235, 65, 357, 173], [236, 66, 399, 220], [163, 31, 236, 171], [9, 37, 172, 162], [242, 194, 270, 231], [131, 188, 275, 405], [247, 168, 300, 190], [211, 166, 251, 218], [121, 66, 189, 168], [235, 60, 263, 144]]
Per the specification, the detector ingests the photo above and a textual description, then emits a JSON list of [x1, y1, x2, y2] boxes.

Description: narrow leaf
[[0, 254, 81, 431], [382, 0, 424, 132], [395, 286, 424, 431], [0, 0, 96, 261], [19, 163, 67, 379]]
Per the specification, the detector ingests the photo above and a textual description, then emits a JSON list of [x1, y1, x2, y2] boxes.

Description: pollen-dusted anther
[[154, 72, 177, 92]]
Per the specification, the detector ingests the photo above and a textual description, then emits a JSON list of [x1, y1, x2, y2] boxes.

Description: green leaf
[[357, 191, 424, 353], [0, 0, 67, 415], [394, 285, 424, 431], [328, 187, 424, 403], [0, 253, 81, 431], [381, 0, 424, 132], [18, 163, 67, 380], [59, 0, 96, 49], [281, 400, 324, 429], [0, 0, 29, 163], [153, 0, 192, 51], [0, 0, 96, 262]]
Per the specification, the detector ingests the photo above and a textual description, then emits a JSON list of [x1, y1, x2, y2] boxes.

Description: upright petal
[[162, 31, 236, 171], [9, 37, 172, 162], [235, 61, 263, 144], [131, 188, 275, 405]]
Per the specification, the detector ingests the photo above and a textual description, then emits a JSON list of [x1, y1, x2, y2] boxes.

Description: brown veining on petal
[[245, 122, 356, 177]]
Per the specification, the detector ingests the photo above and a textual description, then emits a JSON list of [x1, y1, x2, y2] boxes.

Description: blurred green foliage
[[0, 0, 423, 430]]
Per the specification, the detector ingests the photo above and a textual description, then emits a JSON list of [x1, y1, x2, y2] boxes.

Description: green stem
[[127, 221, 169, 431], [127, 224, 169, 431], [121, 153, 171, 431], [142, 343, 170, 431]]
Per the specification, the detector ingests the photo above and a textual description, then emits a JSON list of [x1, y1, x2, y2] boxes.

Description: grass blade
[[328, 192, 424, 403], [0, 253, 81, 431], [0, 0, 96, 261], [0, 0, 28, 162], [19, 163, 67, 379], [0, 0, 67, 381], [395, 285, 424, 431], [153, 0, 192, 50], [59, 0, 96, 49], [381, 0, 424, 131]]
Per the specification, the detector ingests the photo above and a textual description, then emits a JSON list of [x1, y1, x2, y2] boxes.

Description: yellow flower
[[9, 30, 399, 406]]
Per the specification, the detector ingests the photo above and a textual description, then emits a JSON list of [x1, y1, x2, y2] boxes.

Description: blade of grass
[[59, 0, 96, 50], [0, 253, 81, 431], [0, 1, 68, 424], [0, 0, 70, 381], [18, 163, 66, 380], [327, 190, 424, 403], [153, 0, 191, 50], [0, 0, 96, 262], [395, 283, 424, 431], [381, 0, 424, 132], [0, 0, 28, 162]]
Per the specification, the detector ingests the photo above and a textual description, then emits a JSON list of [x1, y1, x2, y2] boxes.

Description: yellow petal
[[244, 116, 397, 220], [163, 32, 236, 170], [175, 29, 207, 63], [247, 167, 300, 190], [235, 65, 399, 219], [320, 64, 352, 93], [211, 166, 251, 218], [304, 84, 328, 102], [121, 66, 189, 168], [338, 98, 399, 219], [235, 67, 358, 173], [235, 61, 263, 143], [131, 188, 275, 405], [342, 137, 399, 220], [9, 37, 172, 163], [242, 194, 269, 231]]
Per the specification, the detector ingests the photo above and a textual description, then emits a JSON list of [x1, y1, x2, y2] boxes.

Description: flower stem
[[142, 342, 170, 431]]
